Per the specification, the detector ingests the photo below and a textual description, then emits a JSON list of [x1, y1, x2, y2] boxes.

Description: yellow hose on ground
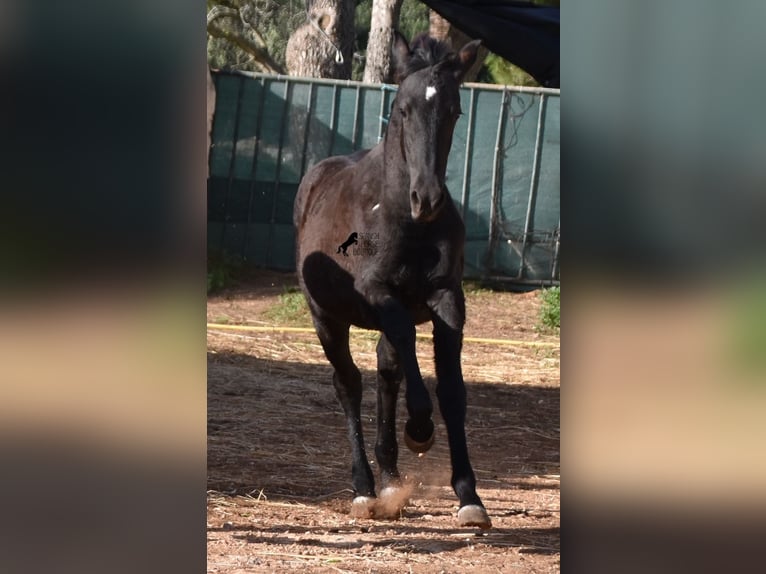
[[206, 323, 558, 348]]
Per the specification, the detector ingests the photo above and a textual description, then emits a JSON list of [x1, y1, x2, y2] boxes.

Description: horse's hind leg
[[374, 334, 410, 517], [312, 316, 376, 517]]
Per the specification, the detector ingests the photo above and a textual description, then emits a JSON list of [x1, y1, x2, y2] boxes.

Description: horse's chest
[[388, 246, 448, 293]]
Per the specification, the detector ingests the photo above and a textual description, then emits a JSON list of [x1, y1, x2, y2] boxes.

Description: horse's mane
[[398, 34, 455, 81]]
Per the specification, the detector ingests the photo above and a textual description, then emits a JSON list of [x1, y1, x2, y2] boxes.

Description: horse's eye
[[399, 107, 408, 119]]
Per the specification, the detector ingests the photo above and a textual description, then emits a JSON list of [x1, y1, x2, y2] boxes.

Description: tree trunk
[[429, 11, 487, 82], [286, 0, 356, 79], [363, 0, 403, 84]]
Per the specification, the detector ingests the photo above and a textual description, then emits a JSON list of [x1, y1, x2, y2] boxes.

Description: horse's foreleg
[[375, 334, 402, 485], [375, 297, 434, 454], [313, 317, 376, 516], [373, 334, 413, 518], [429, 289, 491, 529]]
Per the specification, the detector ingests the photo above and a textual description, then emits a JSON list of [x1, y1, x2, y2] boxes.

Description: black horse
[[293, 33, 490, 529]]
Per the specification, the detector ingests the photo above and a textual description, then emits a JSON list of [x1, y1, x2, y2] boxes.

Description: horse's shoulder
[[304, 156, 343, 182], [299, 149, 376, 206], [311, 149, 370, 178], [348, 148, 372, 163]]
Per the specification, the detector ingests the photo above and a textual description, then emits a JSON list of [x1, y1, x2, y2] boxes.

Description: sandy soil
[[207, 270, 560, 573]]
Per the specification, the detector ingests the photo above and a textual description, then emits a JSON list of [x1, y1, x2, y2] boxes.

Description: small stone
[[222, 521, 234, 530]]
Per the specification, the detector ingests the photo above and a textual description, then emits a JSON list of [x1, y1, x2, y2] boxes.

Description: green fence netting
[[208, 71, 559, 284]]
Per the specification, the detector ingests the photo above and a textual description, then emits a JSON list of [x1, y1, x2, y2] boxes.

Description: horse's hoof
[[351, 496, 375, 519], [457, 505, 492, 529], [375, 486, 411, 519], [404, 419, 435, 453]]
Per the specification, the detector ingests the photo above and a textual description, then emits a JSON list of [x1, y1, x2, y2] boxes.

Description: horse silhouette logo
[[336, 232, 358, 256]]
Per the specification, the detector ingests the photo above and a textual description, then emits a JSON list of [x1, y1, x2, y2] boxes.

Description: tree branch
[[207, 5, 238, 27], [207, 5, 285, 74]]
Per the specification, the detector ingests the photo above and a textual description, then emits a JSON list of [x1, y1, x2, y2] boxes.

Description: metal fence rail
[[208, 71, 559, 284]]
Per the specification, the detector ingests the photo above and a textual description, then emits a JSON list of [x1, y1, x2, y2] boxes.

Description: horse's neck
[[380, 125, 410, 209]]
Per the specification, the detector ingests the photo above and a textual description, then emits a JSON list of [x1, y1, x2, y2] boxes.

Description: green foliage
[[207, 252, 242, 294], [260, 0, 306, 70], [207, 36, 249, 71], [462, 280, 493, 297], [264, 287, 312, 326], [398, 0, 430, 41], [207, 267, 226, 294], [477, 52, 538, 87], [727, 280, 766, 378], [352, 1, 371, 81], [539, 286, 560, 331]]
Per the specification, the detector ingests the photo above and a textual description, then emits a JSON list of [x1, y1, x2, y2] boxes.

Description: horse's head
[[388, 33, 480, 223]]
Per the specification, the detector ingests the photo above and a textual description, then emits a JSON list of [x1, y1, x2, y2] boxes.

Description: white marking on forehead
[[425, 86, 437, 101], [372, 203, 380, 211]]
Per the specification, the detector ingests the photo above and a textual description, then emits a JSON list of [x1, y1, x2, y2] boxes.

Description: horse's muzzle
[[410, 189, 445, 222]]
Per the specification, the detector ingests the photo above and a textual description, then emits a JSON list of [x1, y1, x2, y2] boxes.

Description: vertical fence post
[[460, 87, 476, 220], [327, 84, 339, 156], [351, 85, 361, 150], [517, 92, 547, 280], [377, 84, 387, 143], [487, 88, 510, 275], [377, 84, 397, 144], [551, 218, 560, 283]]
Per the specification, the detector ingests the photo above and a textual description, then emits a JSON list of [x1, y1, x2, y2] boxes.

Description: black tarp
[[419, 0, 560, 88]]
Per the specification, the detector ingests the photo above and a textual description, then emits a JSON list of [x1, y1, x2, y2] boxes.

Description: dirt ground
[[207, 270, 560, 573]]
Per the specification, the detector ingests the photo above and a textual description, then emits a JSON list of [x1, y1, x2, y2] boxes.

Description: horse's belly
[[409, 305, 432, 325]]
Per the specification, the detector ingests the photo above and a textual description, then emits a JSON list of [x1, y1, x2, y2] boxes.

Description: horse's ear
[[391, 31, 411, 83], [454, 39, 482, 82]]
